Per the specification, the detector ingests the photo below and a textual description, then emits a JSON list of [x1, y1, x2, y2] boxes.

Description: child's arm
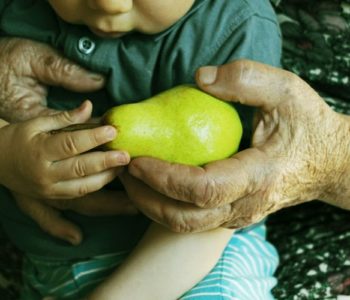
[[87, 222, 234, 300]]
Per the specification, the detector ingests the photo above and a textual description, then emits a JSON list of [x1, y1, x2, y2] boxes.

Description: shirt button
[[78, 37, 96, 55]]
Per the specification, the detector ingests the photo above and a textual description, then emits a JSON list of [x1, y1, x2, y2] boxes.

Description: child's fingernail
[[198, 66, 218, 85], [115, 152, 130, 164], [105, 126, 116, 139], [89, 73, 104, 82], [67, 234, 81, 246]]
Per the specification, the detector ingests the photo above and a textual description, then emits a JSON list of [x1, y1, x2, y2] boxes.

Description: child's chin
[[89, 27, 129, 38]]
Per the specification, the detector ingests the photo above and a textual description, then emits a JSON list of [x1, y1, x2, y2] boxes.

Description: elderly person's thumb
[[196, 59, 297, 111]]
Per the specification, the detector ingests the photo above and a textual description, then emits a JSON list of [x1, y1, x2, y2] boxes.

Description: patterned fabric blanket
[[269, 1, 350, 299], [268, 202, 350, 299], [275, 0, 350, 113]]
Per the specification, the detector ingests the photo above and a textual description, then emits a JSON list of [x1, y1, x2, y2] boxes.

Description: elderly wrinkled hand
[[0, 38, 105, 122], [124, 60, 350, 232]]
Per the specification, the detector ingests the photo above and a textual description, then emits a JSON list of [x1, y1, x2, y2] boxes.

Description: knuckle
[[39, 185, 55, 199], [50, 57, 83, 81], [31, 176, 52, 198], [231, 59, 252, 85], [281, 71, 304, 99], [34, 176, 47, 189], [166, 214, 192, 233], [43, 54, 66, 75], [62, 134, 79, 155], [62, 60, 81, 76], [102, 155, 110, 170], [190, 178, 218, 208], [100, 153, 117, 171], [169, 223, 190, 233], [228, 199, 262, 228], [89, 130, 103, 147], [164, 167, 219, 208], [226, 213, 251, 229], [77, 184, 89, 197], [59, 110, 75, 125], [230, 59, 248, 72], [73, 159, 87, 177]]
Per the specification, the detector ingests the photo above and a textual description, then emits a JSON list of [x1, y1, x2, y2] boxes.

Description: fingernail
[[198, 66, 218, 85], [105, 126, 116, 139], [89, 73, 104, 82], [128, 161, 142, 177], [77, 100, 88, 111], [111, 152, 130, 164], [67, 234, 81, 246]]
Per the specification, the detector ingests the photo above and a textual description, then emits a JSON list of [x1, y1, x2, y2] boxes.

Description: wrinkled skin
[[123, 60, 350, 233], [0, 38, 136, 244], [0, 38, 105, 122]]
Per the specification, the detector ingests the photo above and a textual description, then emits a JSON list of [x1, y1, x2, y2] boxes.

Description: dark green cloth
[[0, 0, 281, 260], [0, 0, 9, 15]]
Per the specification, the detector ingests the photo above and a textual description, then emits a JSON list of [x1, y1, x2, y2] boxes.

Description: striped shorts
[[21, 223, 278, 300]]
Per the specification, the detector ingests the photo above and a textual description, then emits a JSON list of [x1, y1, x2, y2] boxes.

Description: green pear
[[103, 85, 242, 166]]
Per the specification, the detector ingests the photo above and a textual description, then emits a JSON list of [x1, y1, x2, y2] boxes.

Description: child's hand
[[0, 100, 129, 199], [14, 189, 137, 245]]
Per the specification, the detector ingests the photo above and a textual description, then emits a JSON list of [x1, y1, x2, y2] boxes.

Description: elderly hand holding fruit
[[122, 60, 350, 232]]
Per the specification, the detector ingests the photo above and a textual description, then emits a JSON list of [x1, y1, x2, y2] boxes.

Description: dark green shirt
[[0, 0, 281, 259]]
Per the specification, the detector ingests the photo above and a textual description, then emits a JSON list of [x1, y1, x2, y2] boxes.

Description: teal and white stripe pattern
[[21, 251, 130, 299], [21, 223, 278, 300], [179, 223, 278, 299]]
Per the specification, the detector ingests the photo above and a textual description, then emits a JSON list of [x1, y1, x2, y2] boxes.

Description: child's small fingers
[[45, 125, 117, 160], [15, 194, 82, 245], [69, 190, 138, 216], [51, 151, 129, 181], [31, 100, 92, 132], [51, 169, 120, 199]]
